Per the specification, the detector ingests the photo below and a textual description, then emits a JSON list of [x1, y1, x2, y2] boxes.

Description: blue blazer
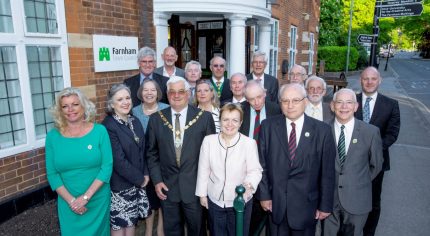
[[102, 115, 148, 191]]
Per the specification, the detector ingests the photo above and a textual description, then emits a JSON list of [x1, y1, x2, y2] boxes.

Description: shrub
[[317, 46, 359, 71]]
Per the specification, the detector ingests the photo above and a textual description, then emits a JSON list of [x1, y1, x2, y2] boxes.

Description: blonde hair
[[194, 79, 220, 108], [50, 87, 96, 132]]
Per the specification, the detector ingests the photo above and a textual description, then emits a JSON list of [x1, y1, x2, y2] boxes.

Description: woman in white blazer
[[196, 103, 262, 236]]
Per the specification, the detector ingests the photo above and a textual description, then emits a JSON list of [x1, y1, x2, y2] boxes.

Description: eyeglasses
[[252, 61, 266, 65], [167, 89, 187, 96], [186, 69, 200, 73], [280, 97, 306, 105], [307, 87, 325, 93], [212, 64, 225, 68], [140, 60, 154, 65], [289, 73, 305, 77], [334, 100, 356, 106]]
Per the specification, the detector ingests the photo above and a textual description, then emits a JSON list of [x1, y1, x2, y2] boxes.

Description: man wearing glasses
[[146, 76, 215, 236], [323, 88, 383, 236], [124, 46, 169, 106], [304, 75, 334, 123], [257, 83, 336, 236], [209, 56, 233, 102], [288, 64, 308, 85], [246, 51, 279, 103]]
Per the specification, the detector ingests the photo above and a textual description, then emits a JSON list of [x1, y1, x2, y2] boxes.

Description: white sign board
[[93, 35, 138, 72]]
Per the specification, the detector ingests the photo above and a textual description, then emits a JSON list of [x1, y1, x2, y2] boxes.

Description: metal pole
[[346, 0, 355, 73], [370, 0, 381, 67], [234, 185, 246, 236], [384, 42, 391, 71]]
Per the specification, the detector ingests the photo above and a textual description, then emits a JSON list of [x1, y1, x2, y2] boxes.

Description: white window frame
[[308, 32, 314, 75], [269, 19, 279, 77], [0, 0, 70, 158], [289, 25, 297, 69]]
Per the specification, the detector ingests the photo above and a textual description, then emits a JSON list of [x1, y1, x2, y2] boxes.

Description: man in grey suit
[[323, 88, 383, 236], [246, 51, 279, 103], [304, 75, 333, 123], [146, 76, 216, 236], [154, 46, 185, 78]]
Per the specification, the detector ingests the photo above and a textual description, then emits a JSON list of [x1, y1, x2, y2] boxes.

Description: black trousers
[[208, 198, 253, 236], [161, 198, 202, 236], [268, 214, 316, 236], [363, 171, 385, 236], [249, 197, 269, 236]]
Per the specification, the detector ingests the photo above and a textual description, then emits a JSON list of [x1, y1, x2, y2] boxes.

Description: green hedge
[[317, 46, 359, 72]]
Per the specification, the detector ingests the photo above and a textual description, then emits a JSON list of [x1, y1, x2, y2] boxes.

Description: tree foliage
[[319, 0, 344, 46]]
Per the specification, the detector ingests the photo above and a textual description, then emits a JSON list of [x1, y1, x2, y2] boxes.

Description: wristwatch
[[83, 194, 89, 201]]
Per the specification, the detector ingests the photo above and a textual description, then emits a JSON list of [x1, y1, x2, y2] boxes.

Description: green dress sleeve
[[45, 130, 64, 190], [96, 124, 113, 183]]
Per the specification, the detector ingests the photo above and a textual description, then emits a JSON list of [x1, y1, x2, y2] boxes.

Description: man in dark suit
[[258, 83, 336, 236], [208, 56, 233, 102], [146, 76, 215, 236], [304, 75, 333, 123], [124, 46, 169, 106], [239, 80, 280, 235], [246, 51, 279, 103], [154, 46, 185, 78], [323, 88, 383, 236], [221, 72, 247, 105], [355, 67, 401, 236]]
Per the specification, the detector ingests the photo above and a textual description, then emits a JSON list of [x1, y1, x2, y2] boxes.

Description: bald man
[[154, 46, 185, 78]]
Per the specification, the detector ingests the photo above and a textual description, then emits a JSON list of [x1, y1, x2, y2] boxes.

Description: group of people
[[45, 45, 400, 236]]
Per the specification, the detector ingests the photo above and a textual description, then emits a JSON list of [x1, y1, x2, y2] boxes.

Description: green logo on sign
[[99, 47, 110, 61]]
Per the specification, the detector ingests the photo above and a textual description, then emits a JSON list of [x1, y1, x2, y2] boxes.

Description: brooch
[[305, 132, 310, 137], [88, 144, 92, 150], [352, 139, 357, 144]]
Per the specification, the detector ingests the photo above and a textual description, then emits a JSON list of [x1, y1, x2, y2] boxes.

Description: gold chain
[[158, 110, 204, 133]]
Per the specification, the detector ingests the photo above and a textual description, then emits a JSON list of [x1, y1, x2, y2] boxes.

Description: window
[[0, 0, 69, 158], [289, 26, 297, 69], [24, 0, 58, 34], [269, 20, 279, 76], [0, 0, 14, 33], [308, 33, 314, 74]]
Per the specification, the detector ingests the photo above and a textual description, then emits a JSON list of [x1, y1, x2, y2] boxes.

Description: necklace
[[143, 104, 158, 113], [158, 110, 204, 135]]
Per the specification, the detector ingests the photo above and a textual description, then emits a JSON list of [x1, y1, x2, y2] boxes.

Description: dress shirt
[[162, 66, 177, 77], [334, 118, 355, 155], [212, 76, 225, 86], [232, 97, 246, 103], [195, 133, 263, 208], [305, 102, 323, 121], [139, 73, 153, 84], [171, 106, 188, 145], [252, 73, 265, 87], [362, 92, 378, 121], [248, 106, 267, 138], [286, 114, 305, 146]]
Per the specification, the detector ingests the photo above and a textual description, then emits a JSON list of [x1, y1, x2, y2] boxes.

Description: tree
[[319, 0, 344, 46]]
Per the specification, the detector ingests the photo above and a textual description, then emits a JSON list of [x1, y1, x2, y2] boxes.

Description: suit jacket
[[124, 73, 169, 106], [246, 73, 279, 103], [102, 115, 147, 191], [154, 66, 185, 78], [239, 101, 281, 136], [355, 93, 400, 171], [207, 78, 233, 102], [322, 102, 334, 123], [146, 106, 216, 203], [257, 114, 336, 229], [330, 118, 383, 215]]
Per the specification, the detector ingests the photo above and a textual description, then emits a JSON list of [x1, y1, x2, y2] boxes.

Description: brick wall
[[0, 0, 155, 204], [272, 0, 321, 82]]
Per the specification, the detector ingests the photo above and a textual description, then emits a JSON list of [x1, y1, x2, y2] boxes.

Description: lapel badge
[[352, 139, 357, 144], [88, 144, 93, 150], [305, 132, 310, 137]]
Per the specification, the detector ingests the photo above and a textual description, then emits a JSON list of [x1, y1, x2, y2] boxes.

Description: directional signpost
[[377, 0, 423, 18], [357, 34, 375, 44]]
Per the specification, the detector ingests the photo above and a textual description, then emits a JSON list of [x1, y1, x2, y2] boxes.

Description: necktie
[[338, 125, 346, 167], [255, 78, 262, 84], [174, 113, 182, 167], [312, 106, 318, 119], [288, 122, 297, 166], [216, 81, 221, 88], [363, 97, 372, 123], [253, 110, 261, 140]]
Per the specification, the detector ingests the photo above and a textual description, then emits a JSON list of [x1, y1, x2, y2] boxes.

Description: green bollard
[[234, 185, 246, 236]]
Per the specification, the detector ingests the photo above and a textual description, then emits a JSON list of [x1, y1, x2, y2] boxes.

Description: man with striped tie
[[354, 67, 400, 236], [323, 88, 383, 236]]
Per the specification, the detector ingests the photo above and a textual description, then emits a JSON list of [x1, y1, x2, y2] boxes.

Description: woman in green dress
[[45, 87, 113, 235]]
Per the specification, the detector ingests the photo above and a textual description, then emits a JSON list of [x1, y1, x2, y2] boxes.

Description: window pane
[[0, 99, 9, 115], [9, 97, 23, 113], [11, 113, 25, 130], [7, 80, 21, 97], [0, 0, 13, 33], [13, 129, 27, 146], [0, 115, 12, 133], [27, 46, 63, 139], [25, 0, 58, 34], [28, 62, 41, 79]]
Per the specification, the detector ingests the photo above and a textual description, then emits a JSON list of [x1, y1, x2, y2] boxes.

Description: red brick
[[5, 185, 17, 195], [0, 162, 22, 174], [3, 156, 16, 165], [0, 176, 22, 190], [18, 178, 39, 190], [0, 189, 5, 198], [16, 163, 38, 176], [21, 157, 33, 166], [4, 170, 17, 180], [23, 172, 34, 181]]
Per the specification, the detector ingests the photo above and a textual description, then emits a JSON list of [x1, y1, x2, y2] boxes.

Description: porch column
[[154, 12, 171, 67], [227, 14, 250, 75], [258, 20, 272, 74]]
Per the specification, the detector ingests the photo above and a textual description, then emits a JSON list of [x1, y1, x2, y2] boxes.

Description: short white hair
[[166, 76, 190, 91]]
